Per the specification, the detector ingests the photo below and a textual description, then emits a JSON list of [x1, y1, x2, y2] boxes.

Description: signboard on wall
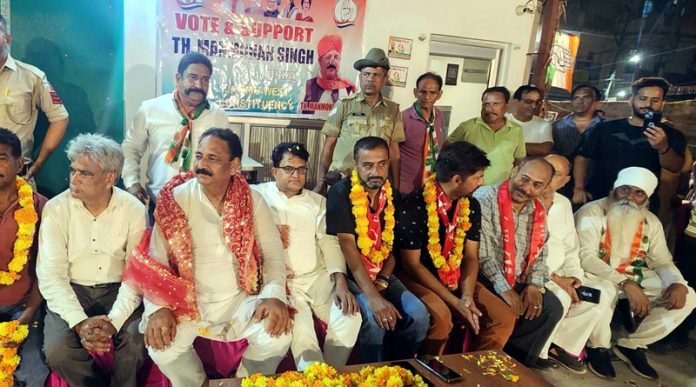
[[158, 0, 366, 118], [461, 58, 491, 84]]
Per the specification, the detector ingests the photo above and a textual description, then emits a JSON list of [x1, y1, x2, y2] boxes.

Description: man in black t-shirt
[[397, 142, 515, 356], [573, 77, 686, 213], [326, 136, 429, 363]]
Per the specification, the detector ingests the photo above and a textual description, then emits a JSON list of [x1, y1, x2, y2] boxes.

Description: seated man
[[398, 142, 515, 356], [0, 128, 49, 386], [37, 133, 147, 386], [474, 157, 563, 368], [327, 136, 429, 362], [252, 142, 361, 370], [537, 154, 617, 376], [575, 166, 696, 380], [124, 128, 291, 386]]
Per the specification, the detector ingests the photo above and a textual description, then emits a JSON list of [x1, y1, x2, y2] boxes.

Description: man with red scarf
[[300, 34, 356, 116], [123, 129, 291, 387], [397, 142, 515, 356], [122, 52, 233, 204], [475, 157, 563, 368]]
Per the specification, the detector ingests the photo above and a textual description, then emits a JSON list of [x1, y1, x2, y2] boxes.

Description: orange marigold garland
[[423, 174, 471, 290], [241, 362, 427, 387], [349, 170, 395, 264], [0, 321, 29, 387], [0, 177, 37, 286]]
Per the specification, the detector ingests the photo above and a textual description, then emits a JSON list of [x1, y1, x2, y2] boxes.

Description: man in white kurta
[[131, 129, 291, 387], [537, 155, 615, 376], [252, 142, 361, 370], [38, 134, 147, 386], [121, 52, 232, 202], [575, 167, 696, 380]]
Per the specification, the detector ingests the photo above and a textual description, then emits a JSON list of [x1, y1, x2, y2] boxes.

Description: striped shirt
[[552, 113, 607, 160], [474, 184, 549, 294]]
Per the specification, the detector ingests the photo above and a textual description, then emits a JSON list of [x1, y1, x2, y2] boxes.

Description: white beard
[[606, 199, 646, 263]]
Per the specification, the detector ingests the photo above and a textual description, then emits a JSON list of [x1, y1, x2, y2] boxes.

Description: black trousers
[[502, 283, 564, 367], [43, 283, 146, 387]]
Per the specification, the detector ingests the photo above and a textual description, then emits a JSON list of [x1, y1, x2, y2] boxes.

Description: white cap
[[613, 167, 658, 197]]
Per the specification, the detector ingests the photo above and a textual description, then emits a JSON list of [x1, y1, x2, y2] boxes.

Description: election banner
[[158, 0, 366, 118], [547, 31, 580, 92]]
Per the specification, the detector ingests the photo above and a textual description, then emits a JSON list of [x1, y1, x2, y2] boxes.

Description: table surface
[[208, 351, 554, 387]]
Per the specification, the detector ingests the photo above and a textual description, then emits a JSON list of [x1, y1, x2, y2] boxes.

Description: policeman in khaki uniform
[[0, 14, 69, 180], [314, 48, 405, 195]]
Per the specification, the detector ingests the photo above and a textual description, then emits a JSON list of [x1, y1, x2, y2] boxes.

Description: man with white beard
[[575, 167, 696, 380]]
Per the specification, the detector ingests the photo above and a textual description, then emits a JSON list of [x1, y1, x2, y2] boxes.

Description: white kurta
[[143, 178, 291, 386], [252, 182, 360, 370], [575, 198, 696, 349]]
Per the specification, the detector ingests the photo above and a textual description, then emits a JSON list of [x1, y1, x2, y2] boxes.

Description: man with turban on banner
[[300, 34, 356, 115], [123, 128, 291, 387]]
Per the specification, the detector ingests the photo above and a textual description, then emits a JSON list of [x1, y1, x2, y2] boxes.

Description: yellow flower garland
[[423, 174, 471, 274], [0, 321, 29, 387], [0, 177, 37, 286], [241, 362, 427, 387], [349, 170, 395, 264]]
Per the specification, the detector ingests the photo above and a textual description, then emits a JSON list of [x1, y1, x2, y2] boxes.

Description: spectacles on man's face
[[279, 166, 309, 175]]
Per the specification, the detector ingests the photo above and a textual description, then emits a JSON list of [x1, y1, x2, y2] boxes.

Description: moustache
[[327, 64, 337, 70], [195, 168, 213, 176], [185, 87, 206, 96]]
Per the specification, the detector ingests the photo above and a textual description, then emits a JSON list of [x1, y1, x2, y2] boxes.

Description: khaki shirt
[[321, 92, 405, 175], [0, 55, 69, 162], [448, 117, 525, 185]]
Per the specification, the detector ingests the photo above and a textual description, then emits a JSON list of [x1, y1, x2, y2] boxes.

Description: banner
[[158, 0, 366, 119], [547, 31, 580, 92]]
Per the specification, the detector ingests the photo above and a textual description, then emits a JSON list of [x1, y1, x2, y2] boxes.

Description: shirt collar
[[356, 92, 385, 107], [273, 182, 305, 200], [2, 55, 17, 72], [411, 103, 437, 125], [69, 187, 120, 214], [474, 116, 514, 133]]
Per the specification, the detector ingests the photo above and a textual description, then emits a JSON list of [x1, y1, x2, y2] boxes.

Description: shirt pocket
[[377, 115, 393, 139], [342, 115, 369, 138], [2, 92, 33, 125]]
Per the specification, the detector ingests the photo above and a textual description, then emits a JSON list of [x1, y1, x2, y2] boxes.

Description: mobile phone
[[576, 286, 601, 304], [642, 110, 663, 130], [415, 355, 463, 383], [390, 361, 433, 386]]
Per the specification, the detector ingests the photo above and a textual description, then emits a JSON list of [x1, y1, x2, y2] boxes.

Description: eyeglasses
[[279, 166, 309, 175], [521, 99, 542, 106]]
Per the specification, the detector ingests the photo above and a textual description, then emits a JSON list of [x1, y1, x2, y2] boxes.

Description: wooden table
[[208, 351, 553, 386]]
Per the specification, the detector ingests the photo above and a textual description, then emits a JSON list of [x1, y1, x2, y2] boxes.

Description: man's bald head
[[544, 154, 572, 193]]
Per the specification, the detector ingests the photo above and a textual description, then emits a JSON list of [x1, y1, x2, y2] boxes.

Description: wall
[[11, 0, 124, 197], [123, 0, 539, 130]]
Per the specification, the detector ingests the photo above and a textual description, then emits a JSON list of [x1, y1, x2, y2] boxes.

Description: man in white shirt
[[507, 85, 553, 156], [122, 52, 232, 203], [37, 133, 147, 387], [123, 129, 291, 387], [252, 142, 361, 370], [537, 154, 616, 376], [575, 167, 696, 380]]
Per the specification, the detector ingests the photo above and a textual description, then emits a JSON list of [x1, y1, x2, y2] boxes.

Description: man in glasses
[[252, 142, 361, 370], [508, 85, 553, 157]]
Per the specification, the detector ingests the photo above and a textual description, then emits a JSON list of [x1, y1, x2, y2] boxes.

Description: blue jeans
[[0, 302, 48, 387], [347, 276, 429, 362]]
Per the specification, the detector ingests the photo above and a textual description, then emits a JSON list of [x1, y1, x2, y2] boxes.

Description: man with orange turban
[[300, 34, 356, 115]]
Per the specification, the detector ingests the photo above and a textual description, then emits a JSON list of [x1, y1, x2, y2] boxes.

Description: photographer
[[571, 77, 686, 214]]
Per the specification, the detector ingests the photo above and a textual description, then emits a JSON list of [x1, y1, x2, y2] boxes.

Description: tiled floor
[[536, 337, 696, 387]]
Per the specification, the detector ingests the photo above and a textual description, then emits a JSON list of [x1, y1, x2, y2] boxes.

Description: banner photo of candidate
[[158, 0, 366, 118]]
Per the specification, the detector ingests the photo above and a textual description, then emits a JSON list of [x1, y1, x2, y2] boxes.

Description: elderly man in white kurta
[[575, 166, 696, 380], [253, 142, 361, 370], [123, 129, 291, 387], [38, 134, 147, 387], [537, 154, 616, 376]]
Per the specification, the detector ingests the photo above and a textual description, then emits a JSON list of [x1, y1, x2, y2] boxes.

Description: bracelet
[[573, 186, 584, 192], [376, 274, 390, 282], [374, 279, 389, 290], [660, 146, 671, 155]]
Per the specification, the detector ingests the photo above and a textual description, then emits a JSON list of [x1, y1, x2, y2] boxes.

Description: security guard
[[0, 14, 69, 180], [314, 48, 405, 195]]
